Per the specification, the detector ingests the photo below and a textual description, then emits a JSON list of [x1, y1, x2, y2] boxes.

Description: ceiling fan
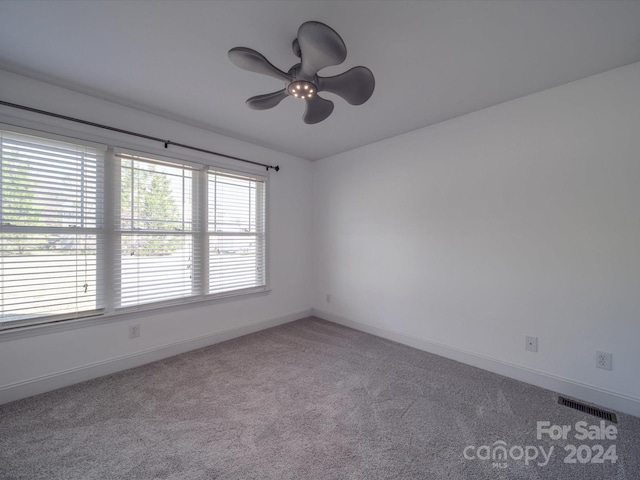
[[228, 21, 375, 124]]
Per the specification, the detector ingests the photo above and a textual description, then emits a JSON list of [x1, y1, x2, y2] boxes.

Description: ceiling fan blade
[[303, 95, 334, 124], [246, 90, 289, 110], [297, 21, 347, 78], [228, 47, 293, 83], [317, 66, 375, 105]]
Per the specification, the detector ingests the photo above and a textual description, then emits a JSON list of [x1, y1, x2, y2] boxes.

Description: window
[[0, 127, 267, 330], [0, 129, 104, 327], [116, 153, 199, 309], [208, 170, 265, 295]]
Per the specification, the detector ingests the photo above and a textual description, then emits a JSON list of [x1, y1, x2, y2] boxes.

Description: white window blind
[[208, 170, 265, 295], [115, 153, 200, 309], [0, 129, 104, 329]]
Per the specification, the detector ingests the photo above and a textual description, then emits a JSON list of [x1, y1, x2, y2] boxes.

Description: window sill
[[0, 288, 272, 343]]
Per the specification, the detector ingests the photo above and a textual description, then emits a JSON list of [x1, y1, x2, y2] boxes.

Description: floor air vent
[[558, 396, 617, 423]]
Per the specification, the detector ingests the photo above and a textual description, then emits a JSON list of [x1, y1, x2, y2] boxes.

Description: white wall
[[312, 62, 640, 416], [3, 62, 640, 417], [0, 70, 313, 402]]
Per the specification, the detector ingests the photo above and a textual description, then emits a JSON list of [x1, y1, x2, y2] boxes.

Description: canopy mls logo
[[463, 420, 618, 469], [463, 441, 553, 468]]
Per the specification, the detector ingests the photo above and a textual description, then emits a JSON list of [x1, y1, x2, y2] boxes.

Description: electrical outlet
[[326, 293, 331, 303], [525, 336, 538, 352], [596, 351, 612, 370], [129, 324, 140, 339]]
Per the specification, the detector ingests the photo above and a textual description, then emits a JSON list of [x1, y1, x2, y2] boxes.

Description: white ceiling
[[1, 0, 640, 161]]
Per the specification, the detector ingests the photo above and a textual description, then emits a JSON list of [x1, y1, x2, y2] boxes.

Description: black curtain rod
[[0, 100, 280, 172]]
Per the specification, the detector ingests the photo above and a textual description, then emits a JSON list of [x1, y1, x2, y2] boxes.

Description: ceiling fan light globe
[[288, 80, 317, 99]]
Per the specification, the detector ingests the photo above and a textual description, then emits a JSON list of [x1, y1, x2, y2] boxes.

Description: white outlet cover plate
[[526, 336, 538, 352], [596, 351, 612, 370], [129, 325, 140, 339]]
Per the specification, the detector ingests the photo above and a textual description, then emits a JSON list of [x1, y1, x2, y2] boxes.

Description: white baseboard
[[312, 308, 640, 418], [0, 309, 312, 405]]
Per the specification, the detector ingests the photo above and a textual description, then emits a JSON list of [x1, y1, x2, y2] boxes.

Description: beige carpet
[[1, 317, 638, 479]]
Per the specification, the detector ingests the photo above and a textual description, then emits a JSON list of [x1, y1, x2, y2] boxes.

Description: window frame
[[113, 150, 203, 312], [206, 168, 267, 298], [0, 124, 270, 336], [0, 126, 107, 329]]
